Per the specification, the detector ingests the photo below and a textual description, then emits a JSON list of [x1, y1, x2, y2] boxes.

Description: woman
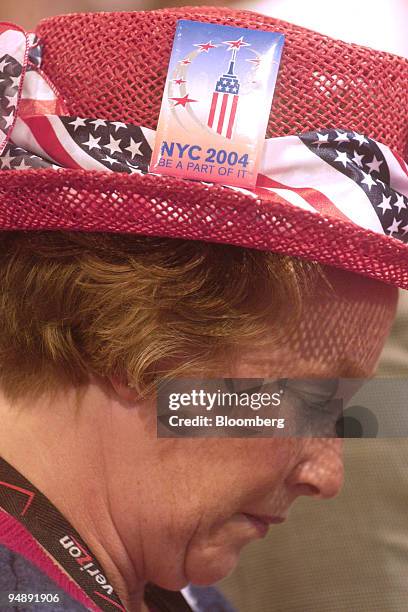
[[0, 6, 407, 611], [0, 233, 397, 612]]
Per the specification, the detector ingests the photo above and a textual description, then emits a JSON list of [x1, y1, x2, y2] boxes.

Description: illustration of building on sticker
[[207, 37, 249, 139]]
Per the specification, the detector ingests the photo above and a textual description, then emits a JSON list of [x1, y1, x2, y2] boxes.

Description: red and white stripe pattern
[[0, 24, 28, 154], [207, 65, 240, 139], [207, 91, 239, 139], [0, 23, 66, 157]]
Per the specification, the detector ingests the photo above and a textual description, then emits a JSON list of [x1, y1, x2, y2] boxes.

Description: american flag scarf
[[1, 24, 408, 244]]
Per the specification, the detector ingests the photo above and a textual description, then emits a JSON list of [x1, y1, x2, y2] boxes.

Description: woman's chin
[[186, 556, 239, 586], [185, 543, 248, 586], [184, 514, 265, 584]]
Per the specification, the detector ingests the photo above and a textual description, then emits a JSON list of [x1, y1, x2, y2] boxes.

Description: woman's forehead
[[236, 267, 398, 379]]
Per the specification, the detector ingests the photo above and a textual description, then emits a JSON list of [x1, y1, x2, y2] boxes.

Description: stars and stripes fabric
[[3, 118, 408, 244], [0, 24, 66, 157], [1, 23, 408, 247], [0, 24, 28, 154], [256, 130, 408, 242], [5, 115, 154, 174], [0, 24, 153, 174]]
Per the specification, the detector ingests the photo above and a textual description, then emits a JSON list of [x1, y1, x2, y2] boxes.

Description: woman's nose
[[285, 439, 344, 499]]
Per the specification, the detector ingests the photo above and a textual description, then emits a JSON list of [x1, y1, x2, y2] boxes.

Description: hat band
[[0, 23, 67, 154], [1, 22, 408, 244]]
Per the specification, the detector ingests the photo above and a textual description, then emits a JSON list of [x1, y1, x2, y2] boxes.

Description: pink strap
[[0, 508, 99, 611]]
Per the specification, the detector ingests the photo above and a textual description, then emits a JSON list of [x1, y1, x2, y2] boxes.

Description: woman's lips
[[242, 513, 286, 538]]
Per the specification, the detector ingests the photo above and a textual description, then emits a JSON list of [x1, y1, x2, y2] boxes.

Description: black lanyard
[[0, 456, 192, 612]]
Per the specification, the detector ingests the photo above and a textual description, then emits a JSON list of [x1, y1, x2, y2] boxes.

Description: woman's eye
[[282, 379, 340, 413]]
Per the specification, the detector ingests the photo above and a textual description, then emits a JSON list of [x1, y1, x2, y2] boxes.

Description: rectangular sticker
[[149, 19, 285, 188]]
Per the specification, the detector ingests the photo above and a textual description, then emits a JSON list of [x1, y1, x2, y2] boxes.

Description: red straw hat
[[1, 7, 408, 288]]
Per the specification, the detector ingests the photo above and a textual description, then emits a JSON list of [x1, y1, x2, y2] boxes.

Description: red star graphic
[[179, 58, 191, 65], [169, 94, 198, 107], [222, 37, 250, 51], [193, 40, 217, 52], [173, 78, 187, 85]]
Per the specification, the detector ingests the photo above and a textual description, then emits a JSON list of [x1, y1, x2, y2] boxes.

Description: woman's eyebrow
[[302, 359, 369, 379]]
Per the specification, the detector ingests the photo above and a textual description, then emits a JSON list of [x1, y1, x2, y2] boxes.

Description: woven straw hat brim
[[1, 167, 407, 290]]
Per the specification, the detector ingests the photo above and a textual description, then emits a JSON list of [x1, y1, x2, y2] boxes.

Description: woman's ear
[[109, 375, 138, 403]]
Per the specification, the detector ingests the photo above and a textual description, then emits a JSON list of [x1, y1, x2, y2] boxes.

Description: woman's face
[[159, 437, 343, 587], [107, 267, 398, 590]]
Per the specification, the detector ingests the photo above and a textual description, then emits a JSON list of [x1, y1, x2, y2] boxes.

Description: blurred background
[[2, 1, 408, 611]]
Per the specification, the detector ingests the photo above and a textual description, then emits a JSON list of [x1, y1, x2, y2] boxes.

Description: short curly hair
[[0, 231, 324, 403]]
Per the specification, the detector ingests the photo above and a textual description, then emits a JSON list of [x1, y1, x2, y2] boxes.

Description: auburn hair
[[0, 231, 324, 403]]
